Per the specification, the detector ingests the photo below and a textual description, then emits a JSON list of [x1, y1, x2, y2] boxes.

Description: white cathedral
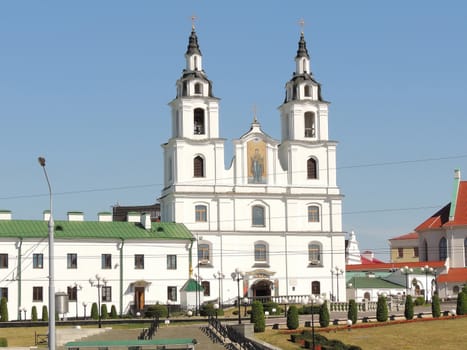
[[0, 25, 346, 321], [159, 25, 346, 302]]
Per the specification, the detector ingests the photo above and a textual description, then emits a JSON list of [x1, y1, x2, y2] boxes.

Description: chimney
[[0, 210, 12, 220], [43, 210, 51, 221], [98, 212, 112, 222], [141, 213, 152, 230], [67, 211, 84, 221]]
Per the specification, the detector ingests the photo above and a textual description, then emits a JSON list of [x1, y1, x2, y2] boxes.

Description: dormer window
[[194, 108, 205, 135]]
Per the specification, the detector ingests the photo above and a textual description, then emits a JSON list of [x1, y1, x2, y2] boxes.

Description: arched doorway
[[251, 279, 272, 298]]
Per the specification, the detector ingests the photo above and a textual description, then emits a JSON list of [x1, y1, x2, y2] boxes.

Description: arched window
[[254, 241, 268, 262], [308, 205, 320, 222], [194, 108, 205, 134], [252, 205, 265, 227], [311, 281, 320, 295], [194, 82, 203, 94], [308, 242, 322, 266], [194, 56, 198, 70], [439, 237, 447, 261], [195, 205, 207, 222], [453, 285, 460, 294], [304, 112, 315, 138], [193, 156, 204, 177], [198, 242, 211, 264], [364, 292, 371, 300], [307, 158, 317, 179], [304, 85, 311, 97], [302, 58, 307, 73], [201, 281, 210, 296]]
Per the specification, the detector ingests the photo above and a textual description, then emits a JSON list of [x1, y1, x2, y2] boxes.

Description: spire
[[295, 32, 310, 59], [186, 28, 202, 56]]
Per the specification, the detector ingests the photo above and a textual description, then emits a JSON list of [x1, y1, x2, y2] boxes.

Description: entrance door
[[135, 287, 145, 311], [252, 280, 272, 299]]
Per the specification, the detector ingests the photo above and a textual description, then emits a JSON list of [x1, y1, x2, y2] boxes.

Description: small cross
[[191, 15, 197, 30], [298, 18, 305, 34], [252, 104, 258, 123]]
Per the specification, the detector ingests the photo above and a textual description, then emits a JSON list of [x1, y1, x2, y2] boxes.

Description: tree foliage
[[101, 304, 108, 319], [319, 301, 330, 327], [0, 298, 8, 322], [431, 293, 441, 318], [91, 302, 99, 320], [347, 299, 357, 325], [286, 305, 299, 330], [376, 295, 388, 322], [110, 305, 118, 319], [31, 306, 38, 321], [145, 303, 168, 318], [41, 305, 48, 321], [456, 285, 467, 315], [251, 301, 265, 333], [404, 295, 414, 320]]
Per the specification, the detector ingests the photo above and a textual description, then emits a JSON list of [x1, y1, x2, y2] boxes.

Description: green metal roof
[[0, 220, 194, 241], [348, 276, 405, 289], [180, 278, 204, 292]]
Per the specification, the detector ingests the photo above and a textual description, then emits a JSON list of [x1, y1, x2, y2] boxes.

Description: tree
[[286, 305, 299, 330], [31, 306, 38, 321], [456, 285, 467, 316], [431, 293, 441, 318], [0, 297, 8, 322], [404, 295, 414, 320], [41, 305, 48, 321], [347, 299, 357, 325], [110, 305, 118, 319], [319, 301, 330, 327], [145, 304, 167, 318], [376, 295, 388, 322], [91, 302, 99, 320], [101, 304, 108, 319], [251, 301, 265, 333]]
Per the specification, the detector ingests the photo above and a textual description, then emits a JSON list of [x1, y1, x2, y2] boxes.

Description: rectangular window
[[33, 286, 43, 302], [0, 254, 8, 268], [198, 244, 210, 264], [255, 244, 267, 262], [252, 206, 265, 226], [102, 286, 112, 302], [67, 286, 77, 301], [413, 247, 419, 258], [101, 254, 112, 269], [33, 254, 43, 269], [167, 255, 177, 270], [195, 205, 207, 222], [167, 286, 177, 302], [0, 287, 8, 301], [135, 254, 144, 269], [308, 206, 319, 222], [201, 281, 210, 296], [67, 253, 78, 269], [397, 248, 403, 259]]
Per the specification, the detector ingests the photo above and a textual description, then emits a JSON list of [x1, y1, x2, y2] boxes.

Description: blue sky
[[1, 1, 466, 261]]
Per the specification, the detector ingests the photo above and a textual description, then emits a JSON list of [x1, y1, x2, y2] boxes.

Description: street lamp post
[[334, 267, 344, 302], [213, 271, 225, 308], [303, 295, 324, 350], [69, 283, 82, 319], [400, 266, 413, 296], [231, 268, 246, 324], [38, 156, 56, 350], [82, 302, 88, 320], [421, 265, 434, 303], [89, 275, 107, 328], [213, 303, 219, 320], [243, 297, 249, 316], [22, 307, 27, 321], [330, 269, 335, 301], [194, 273, 203, 316]]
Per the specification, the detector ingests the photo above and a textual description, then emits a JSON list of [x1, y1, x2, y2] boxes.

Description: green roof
[[181, 278, 204, 292], [0, 220, 194, 241], [348, 276, 405, 289]]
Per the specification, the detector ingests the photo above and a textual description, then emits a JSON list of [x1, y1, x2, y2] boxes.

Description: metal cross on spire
[[298, 18, 305, 34], [252, 104, 258, 123], [191, 14, 197, 30]]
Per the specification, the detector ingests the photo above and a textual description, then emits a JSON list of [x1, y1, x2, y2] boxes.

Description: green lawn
[[254, 317, 467, 350]]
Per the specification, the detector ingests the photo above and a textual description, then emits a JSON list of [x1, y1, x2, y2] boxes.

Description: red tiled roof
[[360, 256, 385, 264], [416, 181, 467, 231], [346, 260, 445, 271], [389, 232, 419, 241], [438, 268, 467, 283]]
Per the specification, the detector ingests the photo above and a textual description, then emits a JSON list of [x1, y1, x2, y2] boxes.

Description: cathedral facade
[[159, 26, 346, 303]]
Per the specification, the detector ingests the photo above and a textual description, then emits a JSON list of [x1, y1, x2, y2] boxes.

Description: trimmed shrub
[[286, 305, 299, 330], [347, 299, 357, 325], [200, 303, 221, 317], [251, 301, 265, 333], [319, 301, 330, 327], [42, 305, 48, 321], [0, 337, 8, 347], [110, 305, 118, 319], [376, 295, 388, 322], [404, 295, 414, 320], [0, 298, 8, 322], [456, 285, 467, 316], [145, 304, 168, 319], [101, 304, 108, 319], [414, 296, 425, 306], [431, 293, 441, 317], [91, 302, 99, 320], [31, 306, 38, 321], [263, 301, 281, 315]]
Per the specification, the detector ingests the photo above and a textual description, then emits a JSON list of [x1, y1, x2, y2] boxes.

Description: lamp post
[[213, 271, 225, 308], [334, 267, 344, 302], [282, 297, 289, 317], [243, 297, 249, 316], [231, 268, 246, 324], [330, 269, 335, 301], [18, 307, 22, 321], [166, 300, 171, 318], [69, 283, 82, 319], [38, 156, 56, 350], [213, 303, 219, 320], [82, 302, 88, 320], [89, 275, 107, 328], [22, 307, 27, 321], [303, 295, 324, 350], [421, 265, 434, 303], [400, 266, 413, 296], [194, 273, 203, 316]]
